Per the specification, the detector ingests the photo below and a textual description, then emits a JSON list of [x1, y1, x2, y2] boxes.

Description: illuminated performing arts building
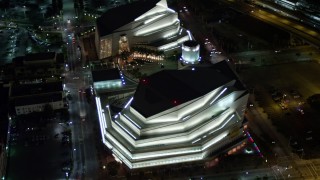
[[95, 0, 192, 59], [96, 61, 249, 169]]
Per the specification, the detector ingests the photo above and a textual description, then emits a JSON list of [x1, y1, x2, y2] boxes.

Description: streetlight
[[40, 7, 45, 19], [299, 149, 304, 159], [23, 6, 26, 18]]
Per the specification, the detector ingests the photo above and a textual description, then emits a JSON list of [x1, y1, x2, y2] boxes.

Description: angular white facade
[[95, 0, 191, 59], [96, 61, 249, 169]]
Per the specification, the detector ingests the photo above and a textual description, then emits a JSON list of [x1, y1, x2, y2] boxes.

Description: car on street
[[297, 107, 304, 115], [290, 90, 301, 99], [279, 102, 288, 110], [62, 166, 71, 172]]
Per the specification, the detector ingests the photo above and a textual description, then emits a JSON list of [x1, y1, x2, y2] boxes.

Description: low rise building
[[10, 81, 64, 115], [92, 68, 124, 90], [12, 52, 64, 79], [0, 82, 9, 179]]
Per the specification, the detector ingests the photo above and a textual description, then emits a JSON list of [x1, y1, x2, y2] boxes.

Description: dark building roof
[[96, 0, 160, 37], [131, 60, 246, 118], [12, 56, 24, 66], [92, 68, 121, 82], [13, 52, 59, 65], [15, 93, 62, 106], [25, 52, 56, 61], [209, 60, 246, 90], [56, 53, 65, 64], [0, 84, 9, 144], [0, 83, 9, 113], [183, 40, 199, 47], [11, 81, 63, 97]]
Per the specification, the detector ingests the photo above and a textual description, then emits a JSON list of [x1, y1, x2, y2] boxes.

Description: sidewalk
[[249, 93, 291, 157]]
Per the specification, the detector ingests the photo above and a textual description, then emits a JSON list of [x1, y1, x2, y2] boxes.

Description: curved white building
[[96, 61, 249, 169], [95, 0, 192, 59], [180, 40, 201, 64]]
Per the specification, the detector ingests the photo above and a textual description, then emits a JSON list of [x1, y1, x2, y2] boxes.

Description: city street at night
[[1, 0, 320, 179]]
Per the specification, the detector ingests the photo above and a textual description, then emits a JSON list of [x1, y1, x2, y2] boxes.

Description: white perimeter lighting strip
[[123, 114, 141, 129], [202, 132, 228, 150], [133, 148, 201, 160], [182, 115, 191, 121], [124, 97, 134, 109], [209, 114, 235, 135], [191, 138, 201, 144], [210, 87, 227, 105], [187, 30, 192, 40], [96, 97, 108, 144], [115, 121, 137, 139]]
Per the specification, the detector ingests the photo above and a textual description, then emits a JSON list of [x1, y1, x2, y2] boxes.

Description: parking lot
[[7, 113, 74, 179], [239, 61, 320, 158], [0, 26, 22, 65], [0, 25, 66, 65]]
